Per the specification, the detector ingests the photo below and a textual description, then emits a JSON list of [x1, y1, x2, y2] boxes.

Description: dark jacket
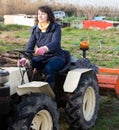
[[26, 22, 66, 62]]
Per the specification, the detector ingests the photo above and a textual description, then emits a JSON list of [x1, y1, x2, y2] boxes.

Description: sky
[[56, 0, 119, 9]]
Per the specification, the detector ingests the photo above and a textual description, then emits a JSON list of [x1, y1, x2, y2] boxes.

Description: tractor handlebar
[[14, 49, 35, 54], [14, 49, 35, 59]]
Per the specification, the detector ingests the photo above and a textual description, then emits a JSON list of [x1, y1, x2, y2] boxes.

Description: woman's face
[[38, 10, 48, 23]]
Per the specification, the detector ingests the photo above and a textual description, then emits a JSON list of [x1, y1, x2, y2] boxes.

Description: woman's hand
[[17, 58, 26, 67], [35, 46, 48, 56]]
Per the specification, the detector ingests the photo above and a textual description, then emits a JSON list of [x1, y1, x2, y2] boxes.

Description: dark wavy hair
[[36, 5, 55, 23]]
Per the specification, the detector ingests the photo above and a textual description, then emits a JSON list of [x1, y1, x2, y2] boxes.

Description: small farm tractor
[[0, 41, 119, 130]]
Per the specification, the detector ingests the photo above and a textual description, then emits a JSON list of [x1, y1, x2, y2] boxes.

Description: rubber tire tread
[[9, 93, 59, 130], [65, 73, 99, 130]]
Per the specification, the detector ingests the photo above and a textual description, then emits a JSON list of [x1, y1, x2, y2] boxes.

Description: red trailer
[[97, 67, 119, 97]]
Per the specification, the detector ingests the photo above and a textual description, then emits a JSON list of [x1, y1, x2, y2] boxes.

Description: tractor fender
[[16, 81, 55, 99], [63, 68, 94, 93]]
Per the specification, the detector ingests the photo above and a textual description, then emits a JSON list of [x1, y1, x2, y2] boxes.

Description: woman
[[18, 5, 66, 89]]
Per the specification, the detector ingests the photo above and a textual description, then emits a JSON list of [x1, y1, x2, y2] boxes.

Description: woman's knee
[[44, 64, 53, 74]]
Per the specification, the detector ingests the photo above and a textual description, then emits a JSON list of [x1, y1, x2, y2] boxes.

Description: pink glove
[[35, 47, 48, 56], [17, 58, 26, 67]]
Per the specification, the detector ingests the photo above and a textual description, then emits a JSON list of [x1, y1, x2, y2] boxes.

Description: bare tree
[[0, 0, 48, 15], [80, 6, 99, 19], [0, 0, 119, 18]]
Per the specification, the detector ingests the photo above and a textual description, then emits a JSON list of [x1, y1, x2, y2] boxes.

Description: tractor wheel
[[9, 93, 59, 130], [65, 74, 99, 130]]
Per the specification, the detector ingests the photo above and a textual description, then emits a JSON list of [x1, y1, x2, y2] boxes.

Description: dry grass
[[0, 31, 28, 44]]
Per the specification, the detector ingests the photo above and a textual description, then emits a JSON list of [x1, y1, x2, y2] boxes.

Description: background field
[[0, 24, 119, 68], [0, 24, 119, 130]]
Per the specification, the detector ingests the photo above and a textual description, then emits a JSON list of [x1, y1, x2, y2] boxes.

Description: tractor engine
[[0, 68, 10, 130]]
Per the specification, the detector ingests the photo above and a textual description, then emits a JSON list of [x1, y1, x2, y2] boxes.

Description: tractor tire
[[9, 93, 59, 130], [65, 73, 99, 130]]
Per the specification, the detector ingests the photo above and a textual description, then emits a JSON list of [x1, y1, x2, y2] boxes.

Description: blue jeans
[[32, 56, 65, 89]]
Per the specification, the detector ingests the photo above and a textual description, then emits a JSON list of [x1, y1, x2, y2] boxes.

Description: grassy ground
[[0, 24, 119, 130], [62, 27, 119, 68], [0, 24, 119, 68], [59, 97, 119, 130]]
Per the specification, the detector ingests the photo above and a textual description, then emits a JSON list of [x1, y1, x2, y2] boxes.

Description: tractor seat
[[58, 50, 71, 73]]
